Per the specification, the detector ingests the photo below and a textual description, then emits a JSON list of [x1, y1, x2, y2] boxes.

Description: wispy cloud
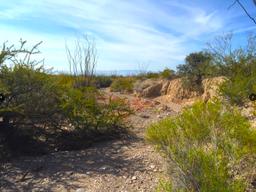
[[0, 0, 254, 72]]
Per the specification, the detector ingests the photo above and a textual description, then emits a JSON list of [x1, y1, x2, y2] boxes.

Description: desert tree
[[65, 35, 97, 87], [177, 51, 214, 91]]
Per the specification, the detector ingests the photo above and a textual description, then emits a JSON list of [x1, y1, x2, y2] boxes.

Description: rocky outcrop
[[134, 79, 169, 98], [165, 78, 200, 102], [160, 81, 170, 95], [140, 83, 162, 98], [201, 76, 227, 101], [133, 76, 226, 103]]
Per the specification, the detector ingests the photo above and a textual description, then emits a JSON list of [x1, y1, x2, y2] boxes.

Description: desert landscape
[[1, 1, 256, 192]]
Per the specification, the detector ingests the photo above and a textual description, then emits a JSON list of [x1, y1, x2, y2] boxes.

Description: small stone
[[122, 146, 129, 150], [67, 171, 74, 175], [150, 165, 156, 169], [76, 188, 85, 192], [140, 114, 150, 118], [123, 167, 128, 171], [99, 166, 107, 170], [132, 176, 137, 180]]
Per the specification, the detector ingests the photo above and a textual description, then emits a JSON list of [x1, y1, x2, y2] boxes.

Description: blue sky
[[0, 0, 256, 72]]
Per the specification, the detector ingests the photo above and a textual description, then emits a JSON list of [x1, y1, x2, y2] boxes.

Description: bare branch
[[228, 0, 237, 10], [65, 35, 97, 87], [0, 40, 43, 67], [229, 0, 256, 25]]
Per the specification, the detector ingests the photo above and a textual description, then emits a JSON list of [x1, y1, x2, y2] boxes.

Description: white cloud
[[0, 0, 236, 72]]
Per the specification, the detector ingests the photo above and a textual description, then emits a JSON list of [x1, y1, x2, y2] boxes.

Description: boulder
[[166, 78, 200, 102], [134, 79, 165, 98], [141, 83, 163, 98], [202, 76, 226, 101], [133, 79, 154, 94]]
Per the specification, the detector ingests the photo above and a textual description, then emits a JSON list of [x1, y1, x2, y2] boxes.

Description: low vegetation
[[0, 40, 131, 161], [1, 32, 256, 191], [146, 33, 256, 191], [147, 100, 256, 191], [94, 75, 113, 88], [177, 51, 217, 93], [110, 77, 134, 93]]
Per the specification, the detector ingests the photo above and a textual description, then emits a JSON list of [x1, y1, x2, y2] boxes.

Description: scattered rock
[[140, 114, 150, 118], [76, 188, 86, 192], [150, 165, 156, 169], [132, 176, 137, 180], [99, 165, 110, 171], [1, 90, 170, 192]]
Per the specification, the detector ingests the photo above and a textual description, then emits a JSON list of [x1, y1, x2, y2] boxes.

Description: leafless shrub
[[66, 35, 97, 87]]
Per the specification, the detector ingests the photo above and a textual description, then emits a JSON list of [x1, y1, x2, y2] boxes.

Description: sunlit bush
[[219, 59, 256, 105], [0, 41, 131, 159], [110, 77, 134, 93], [61, 87, 131, 134], [147, 100, 256, 192], [0, 64, 64, 128], [160, 68, 175, 79]]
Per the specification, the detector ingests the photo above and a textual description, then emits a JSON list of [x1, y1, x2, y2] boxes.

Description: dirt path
[[0, 93, 180, 192]]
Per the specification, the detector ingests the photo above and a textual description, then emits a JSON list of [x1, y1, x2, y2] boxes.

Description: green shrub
[[177, 52, 217, 92], [219, 59, 256, 105], [0, 41, 131, 159], [207, 33, 256, 105], [53, 74, 75, 88], [94, 75, 113, 88], [110, 77, 134, 93], [147, 100, 256, 192], [0, 63, 64, 127], [61, 87, 131, 133], [145, 72, 160, 79], [136, 72, 160, 80], [156, 180, 173, 192], [160, 68, 175, 79]]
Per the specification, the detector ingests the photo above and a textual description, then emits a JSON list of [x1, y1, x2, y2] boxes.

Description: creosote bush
[[160, 68, 175, 79], [61, 87, 131, 133], [94, 75, 113, 88], [147, 100, 256, 192], [0, 40, 131, 160], [110, 77, 134, 93], [219, 57, 256, 105], [208, 33, 256, 105], [177, 51, 216, 92], [0, 64, 66, 126]]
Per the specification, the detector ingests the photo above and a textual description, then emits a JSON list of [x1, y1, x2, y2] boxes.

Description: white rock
[[150, 165, 156, 169], [76, 188, 85, 192], [132, 176, 137, 180]]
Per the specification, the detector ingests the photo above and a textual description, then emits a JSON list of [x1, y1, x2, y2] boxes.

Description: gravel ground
[[0, 93, 180, 192]]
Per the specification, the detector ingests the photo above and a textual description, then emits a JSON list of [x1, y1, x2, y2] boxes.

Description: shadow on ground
[[0, 134, 147, 192]]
